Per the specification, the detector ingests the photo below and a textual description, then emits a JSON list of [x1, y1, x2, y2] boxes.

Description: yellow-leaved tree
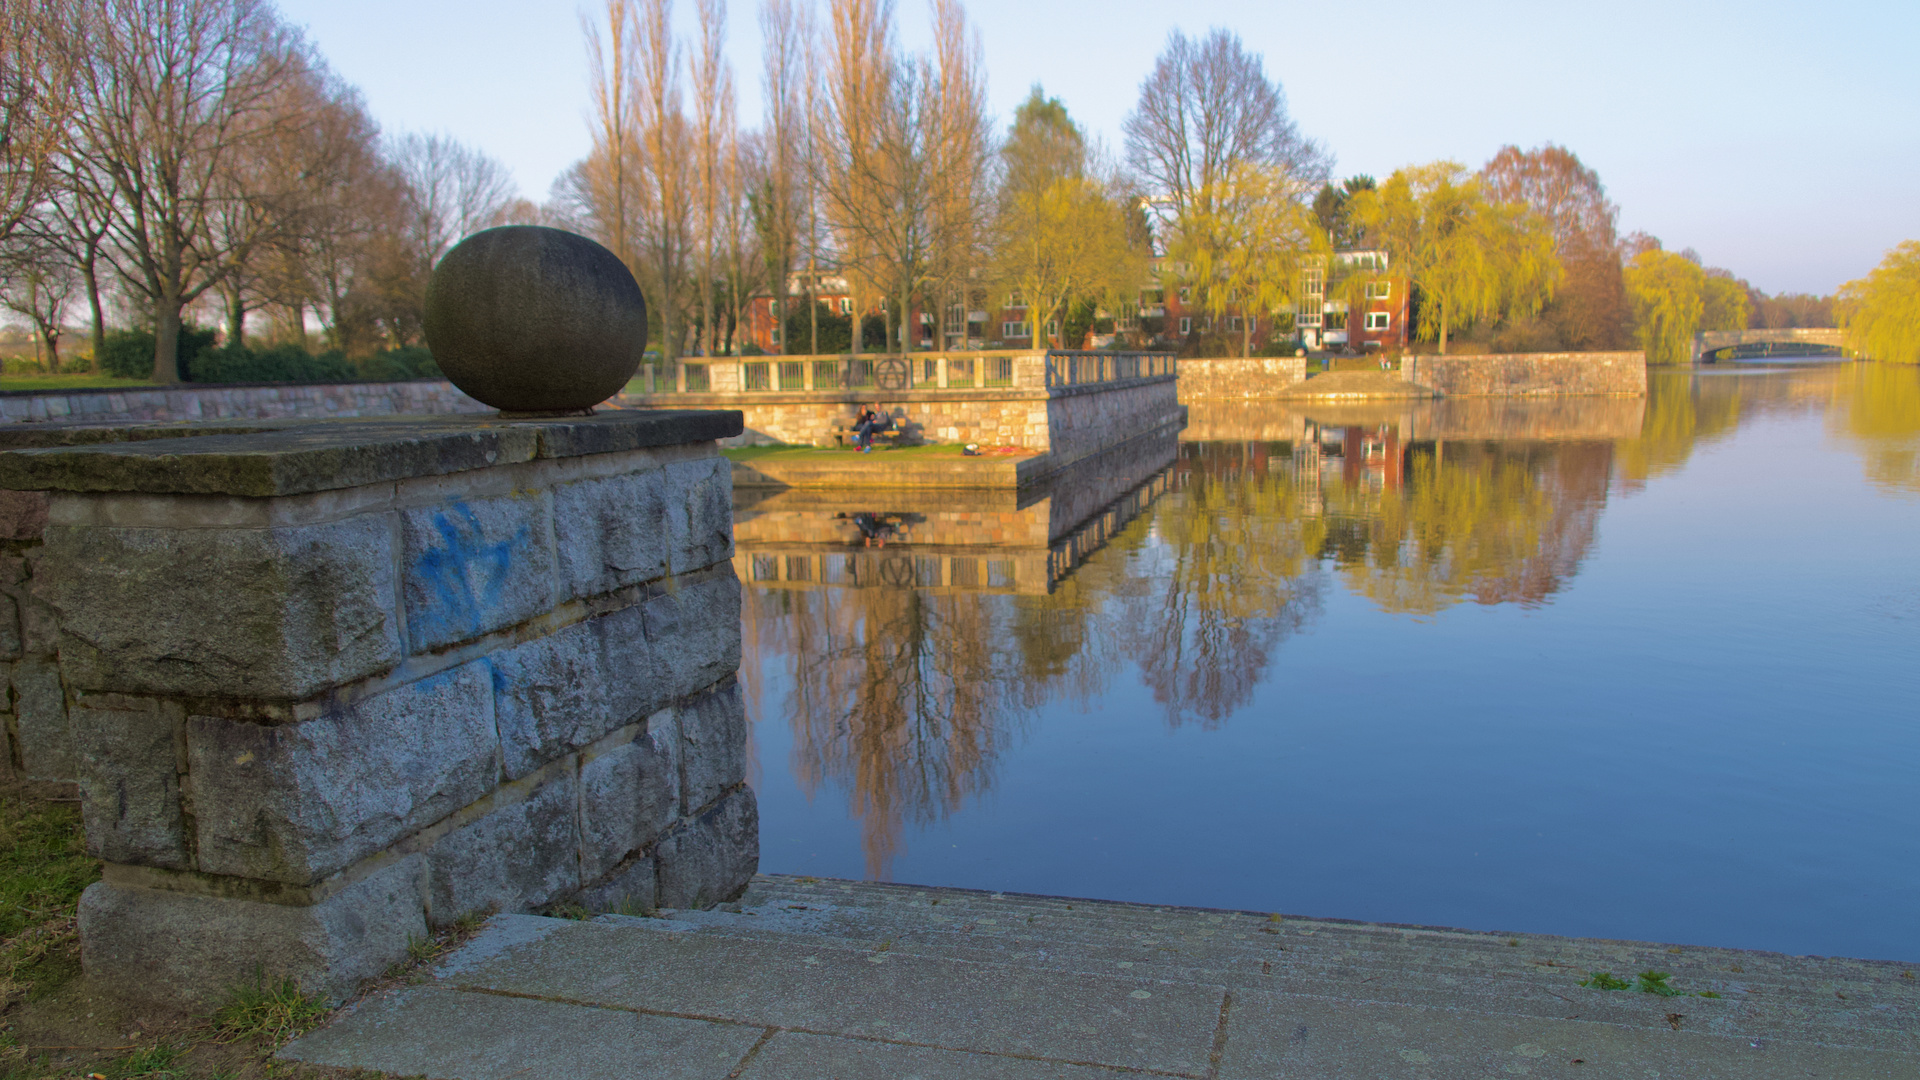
[[1623, 250, 1751, 364], [1170, 163, 1317, 356], [990, 88, 1144, 348], [1351, 162, 1558, 353], [1838, 241, 1920, 364]]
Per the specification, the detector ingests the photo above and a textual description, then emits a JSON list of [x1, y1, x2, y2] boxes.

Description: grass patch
[[1, 786, 100, 1006], [723, 442, 1027, 462], [0, 373, 146, 392], [1579, 971, 1632, 991], [1635, 970, 1686, 998], [210, 975, 330, 1046]]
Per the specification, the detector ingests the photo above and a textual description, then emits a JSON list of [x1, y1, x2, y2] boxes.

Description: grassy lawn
[[0, 781, 440, 1079], [723, 442, 1034, 462], [0, 375, 147, 392]]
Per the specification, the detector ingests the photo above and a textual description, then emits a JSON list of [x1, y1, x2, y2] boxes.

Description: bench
[[829, 413, 916, 449]]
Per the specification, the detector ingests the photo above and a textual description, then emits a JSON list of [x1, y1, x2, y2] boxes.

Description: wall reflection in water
[[742, 361, 1920, 879]]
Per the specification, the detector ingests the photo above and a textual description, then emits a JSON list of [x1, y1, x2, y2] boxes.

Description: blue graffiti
[[411, 500, 530, 646]]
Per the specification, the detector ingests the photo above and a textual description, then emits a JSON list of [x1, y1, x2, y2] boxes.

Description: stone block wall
[[1400, 352, 1647, 396], [0, 410, 752, 1005], [0, 379, 487, 426], [0, 490, 66, 782], [1043, 378, 1184, 470], [1176, 358, 1310, 400]]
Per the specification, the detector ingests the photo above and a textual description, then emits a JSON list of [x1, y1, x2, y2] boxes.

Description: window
[[1178, 287, 1191, 303], [1046, 320, 1059, 335], [1002, 321, 1030, 339], [1365, 311, 1391, 332], [1227, 316, 1243, 332], [837, 298, 851, 315], [1364, 280, 1392, 300], [1179, 316, 1192, 335]]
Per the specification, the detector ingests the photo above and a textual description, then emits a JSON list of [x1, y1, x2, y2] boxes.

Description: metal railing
[[1043, 351, 1176, 388], [632, 349, 1173, 395]]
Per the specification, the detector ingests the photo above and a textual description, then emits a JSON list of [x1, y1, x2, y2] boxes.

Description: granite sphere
[[423, 226, 648, 413]]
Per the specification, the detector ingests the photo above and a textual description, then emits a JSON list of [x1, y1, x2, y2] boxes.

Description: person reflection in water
[[836, 511, 905, 547]]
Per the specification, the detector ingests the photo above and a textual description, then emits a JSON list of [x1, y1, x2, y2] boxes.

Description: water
[[737, 361, 1920, 962]]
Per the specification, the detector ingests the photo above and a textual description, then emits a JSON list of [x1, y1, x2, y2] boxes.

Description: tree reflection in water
[[743, 425, 1636, 878], [1830, 362, 1920, 494]]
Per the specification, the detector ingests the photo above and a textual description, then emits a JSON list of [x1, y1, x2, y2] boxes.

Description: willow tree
[[1171, 163, 1315, 356], [990, 88, 1143, 349], [1352, 162, 1558, 354], [1622, 250, 1704, 365], [1838, 240, 1920, 364]]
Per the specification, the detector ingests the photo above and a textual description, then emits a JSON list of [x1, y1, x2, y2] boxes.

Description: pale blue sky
[[279, 0, 1920, 295]]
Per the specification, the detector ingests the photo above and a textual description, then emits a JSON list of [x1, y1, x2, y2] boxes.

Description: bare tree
[[0, 226, 78, 368], [816, 0, 895, 354], [1123, 29, 1329, 224], [0, 0, 70, 245], [691, 0, 733, 355], [392, 132, 517, 277], [61, 0, 311, 382], [752, 0, 808, 354]]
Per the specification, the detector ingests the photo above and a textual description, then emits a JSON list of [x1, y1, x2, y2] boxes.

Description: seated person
[[853, 405, 893, 451]]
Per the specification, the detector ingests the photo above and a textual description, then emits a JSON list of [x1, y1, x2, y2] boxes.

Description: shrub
[[185, 343, 355, 384], [97, 325, 218, 380], [355, 345, 440, 381]]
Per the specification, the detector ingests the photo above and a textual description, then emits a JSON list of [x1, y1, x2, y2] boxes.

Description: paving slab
[[279, 984, 762, 1080], [281, 874, 1920, 1080]]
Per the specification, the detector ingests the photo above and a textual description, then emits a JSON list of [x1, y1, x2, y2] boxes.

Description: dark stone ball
[[424, 226, 647, 413]]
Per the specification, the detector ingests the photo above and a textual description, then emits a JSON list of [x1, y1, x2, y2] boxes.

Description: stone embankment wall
[[623, 367, 1182, 476], [645, 390, 1054, 451], [1401, 352, 1647, 396], [1177, 358, 1310, 400], [0, 410, 752, 1005], [0, 379, 487, 426]]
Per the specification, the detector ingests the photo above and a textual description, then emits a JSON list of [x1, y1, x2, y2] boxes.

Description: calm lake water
[[737, 361, 1920, 962]]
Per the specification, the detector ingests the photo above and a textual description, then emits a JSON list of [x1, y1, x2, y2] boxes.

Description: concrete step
[[280, 874, 1920, 1080]]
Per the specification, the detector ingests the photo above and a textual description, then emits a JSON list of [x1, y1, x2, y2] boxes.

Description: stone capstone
[[424, 226, 647, 414]]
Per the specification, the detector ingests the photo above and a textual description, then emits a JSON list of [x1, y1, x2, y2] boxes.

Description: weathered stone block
[[678, 681, 745, 814], [594, 603, 664, 729], [576, 855, 656, 915], [10, 657, 69, 780], [578, 713, 678, 884], [0, 489, 47, 540], [490, 620, 613, 779], [72, 705, 187, 867], [426, 772, 579, 925], [35, 516, 400, 699], [663, 457, 732, 574], [641, 568, 741, 702], [401, 491, 555, 652], [190, 664, 498, 884], [77, 855, 427, 1006], [654, 785, 757, 910], [0, 591, 19, 660], [553, 470, 668, 600]]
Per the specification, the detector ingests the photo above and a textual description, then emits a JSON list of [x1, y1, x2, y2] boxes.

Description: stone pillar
[[0, 410, 753, 1006]]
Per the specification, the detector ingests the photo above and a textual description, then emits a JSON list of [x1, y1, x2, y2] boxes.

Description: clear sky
[[279, 0, 1920, 296]]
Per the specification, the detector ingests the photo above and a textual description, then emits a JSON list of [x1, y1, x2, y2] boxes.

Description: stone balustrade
[[0, 409, 752, 1005]]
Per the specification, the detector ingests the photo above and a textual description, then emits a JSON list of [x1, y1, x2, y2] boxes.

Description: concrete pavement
[[281, 874, 1920, 1078]]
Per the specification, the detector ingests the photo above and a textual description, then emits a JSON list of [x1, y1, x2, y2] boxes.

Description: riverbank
[[282, 874, 1920, 1078]]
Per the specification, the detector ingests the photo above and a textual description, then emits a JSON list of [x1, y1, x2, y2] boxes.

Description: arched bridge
[[1694, 328, 1847, 362]]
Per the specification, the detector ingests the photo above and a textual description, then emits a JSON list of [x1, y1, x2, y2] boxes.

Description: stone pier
[[0, 409, 754, 1005]]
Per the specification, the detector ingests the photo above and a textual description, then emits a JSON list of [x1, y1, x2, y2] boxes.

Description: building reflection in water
[[738, 381, 1859, 878]]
